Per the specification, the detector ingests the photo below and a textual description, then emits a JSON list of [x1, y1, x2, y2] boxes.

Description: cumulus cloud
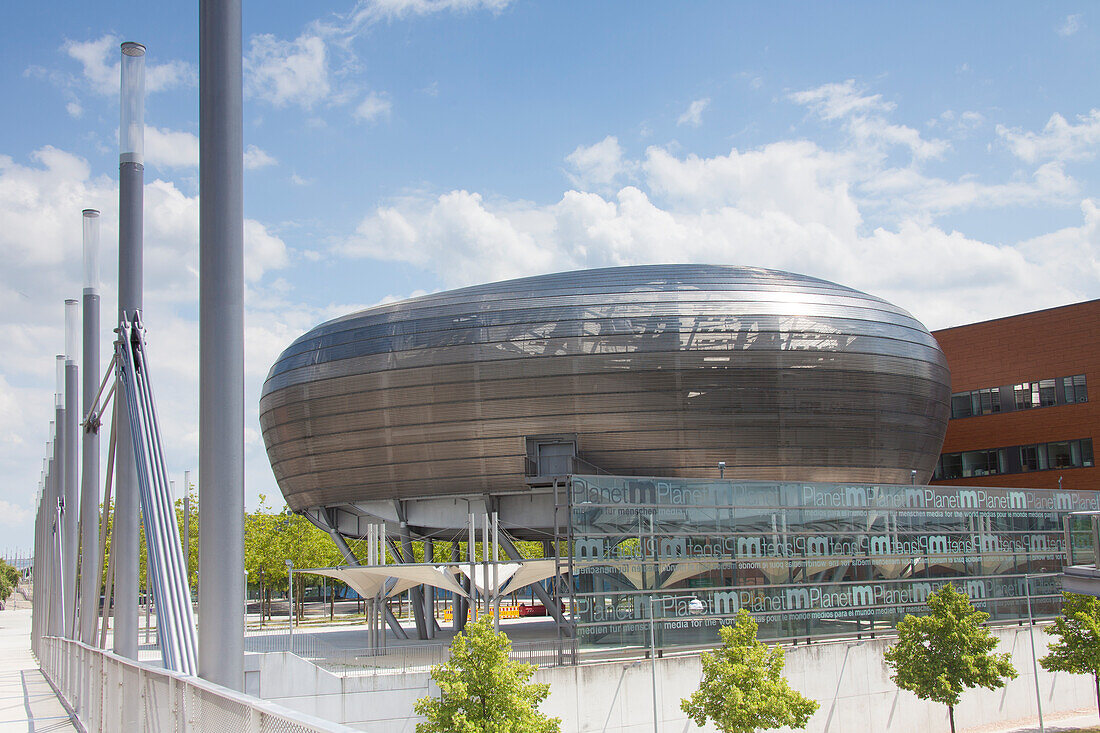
[[565, 136, 629, 191], [145, 127, 200, 169], [677, 98, 710, 127], [334, 84, 1097, 332], [0, 143, 300, 547], [997, 110, 1100, 163], [353, 92, 392, 123], [63, 35, 194, 96], [791, 79, 948, 160], [245, 33, 332, 109], [244, 145, 278, 170]]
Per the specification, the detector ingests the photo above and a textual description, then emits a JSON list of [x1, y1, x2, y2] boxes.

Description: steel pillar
[[114, 41, 145, 661], [63, 358, 79, 637], [79, 209, 101, 646], [199, 0, 245, 690]]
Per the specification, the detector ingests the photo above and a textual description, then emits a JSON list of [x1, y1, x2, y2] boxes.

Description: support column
[[451, 541, 464, 633], [326, 528, 408, 639], [51, 376, 65, 638], [497, 531, 572, 636], [199, 0, 245, 690], [114, 41, 145, 661], [79, 210, 101, 646], [62, 304, 80, 638], [423, 538, 435, 639]]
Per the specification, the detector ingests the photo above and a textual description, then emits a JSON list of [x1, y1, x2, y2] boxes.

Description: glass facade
[[567, 475, 1098, 651]]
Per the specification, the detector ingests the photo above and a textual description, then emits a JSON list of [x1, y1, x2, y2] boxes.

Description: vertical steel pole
[[79, 210, 101, 646], [183, 470, 191, 584], [63, 302, 80, 638], [199, 0, 245, 690], [1025, 575, 1045, 733], [51, 365, 65, 638], [649, 596, 658, 733], [115, 41, 145, 661], [285, 560, 293, 652]]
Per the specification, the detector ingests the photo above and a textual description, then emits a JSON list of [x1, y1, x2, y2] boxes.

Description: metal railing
[[39, 635, 355, 732]]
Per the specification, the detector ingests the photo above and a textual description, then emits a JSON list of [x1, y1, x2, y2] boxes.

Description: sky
[[1, 1, 1098, 553]]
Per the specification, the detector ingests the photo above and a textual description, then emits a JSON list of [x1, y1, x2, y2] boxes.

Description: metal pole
[[1025, 575, 1045, 733], [285, 559, 293, 652], [115, 41, 145, 661], [492, 512, 500, 631], [183, 470, 191, 584], [79, 210, 101, 646], [51, 371, 65, 638], [63, 302, 80, 638], [649, 596, 658, 733], [199, 0, 245, 690]]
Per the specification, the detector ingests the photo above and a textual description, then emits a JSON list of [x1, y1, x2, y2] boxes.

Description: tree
[[414, 618, 560, 733], [884, 582, 1017, 733], [681, 609, 818, 733], [1040, 592, 1100, 717], [0, 558, 17, 603]]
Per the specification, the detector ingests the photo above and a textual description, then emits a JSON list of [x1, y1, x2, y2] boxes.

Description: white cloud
[[145, 127, 200, 169], [338, 0, 513, 29], [997, 110, 1100, 163], [353, 92, 392, 123], [565, 136, 629, 191], [290, 173, 312, 186], [791, 79, 948, 160], [0, 500, 31, 528], [244, 0, 511, 112], [244, 145, 278, 170], [677, 98, 710, 127], [65, 101, 82, 119], [245, 34, 331, 109], [1058, 14, 1083, 36], [63, 35, 194, 96], [334, 87, 1097, 332], [0, 143, 301, 549]]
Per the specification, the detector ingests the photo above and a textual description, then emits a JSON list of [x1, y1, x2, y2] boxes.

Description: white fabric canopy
[[302, 564, 470, 600]]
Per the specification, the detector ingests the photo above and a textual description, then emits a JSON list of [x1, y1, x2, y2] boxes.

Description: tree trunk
[[948, 705, 955, 733], [1094, 674, 1099, 720]]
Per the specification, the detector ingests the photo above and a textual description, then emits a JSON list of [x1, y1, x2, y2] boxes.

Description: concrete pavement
[[0, 606, 77, 733]]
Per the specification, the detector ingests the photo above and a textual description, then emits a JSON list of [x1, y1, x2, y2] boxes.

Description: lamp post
[[1024, 573, 1058, 733], [285, 559, 294, 653], [648, 595, 661, 733]]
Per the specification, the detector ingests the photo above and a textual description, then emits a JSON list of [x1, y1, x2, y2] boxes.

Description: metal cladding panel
[[259, 265, 951, 512]]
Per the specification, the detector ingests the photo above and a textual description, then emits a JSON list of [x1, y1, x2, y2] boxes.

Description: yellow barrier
[[442, 605, 522, 622]]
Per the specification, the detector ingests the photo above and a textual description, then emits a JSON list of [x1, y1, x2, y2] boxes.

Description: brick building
[[930, 299, 1100, 492]]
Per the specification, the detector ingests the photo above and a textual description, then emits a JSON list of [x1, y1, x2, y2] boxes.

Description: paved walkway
[[963, 707, 1099, 732], [0, 607, 77, 733]]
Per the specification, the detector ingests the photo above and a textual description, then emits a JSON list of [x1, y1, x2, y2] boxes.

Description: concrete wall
[[250, 624, 1099, 733]]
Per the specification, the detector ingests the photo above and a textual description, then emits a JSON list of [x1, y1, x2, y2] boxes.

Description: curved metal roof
[[260, 264, 951, 511]]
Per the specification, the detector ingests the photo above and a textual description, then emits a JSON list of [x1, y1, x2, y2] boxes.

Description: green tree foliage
[[0, 558, 18, 602], [884, 583, 1017, 733], [414, 618, 560, 733], [681, 609, 817, 733], [1040, 592, 1100, 716]]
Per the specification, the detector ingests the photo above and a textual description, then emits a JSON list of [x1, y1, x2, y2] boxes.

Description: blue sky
[[1, 1, 1098, 552]]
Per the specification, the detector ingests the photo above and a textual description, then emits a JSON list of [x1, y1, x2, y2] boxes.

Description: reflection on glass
[[568, 475, 1087, 650]]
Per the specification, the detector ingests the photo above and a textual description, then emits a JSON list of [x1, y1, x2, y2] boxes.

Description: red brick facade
[[930, 299, 1100, 492]]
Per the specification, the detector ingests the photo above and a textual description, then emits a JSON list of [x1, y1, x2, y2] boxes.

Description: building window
[[951, 374, 1087, 418], [939, 438, 1095, 480], [1015, 382, 1036, 410], [949, 387, 1001, 419], [1063, 374, 1088, 404]]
